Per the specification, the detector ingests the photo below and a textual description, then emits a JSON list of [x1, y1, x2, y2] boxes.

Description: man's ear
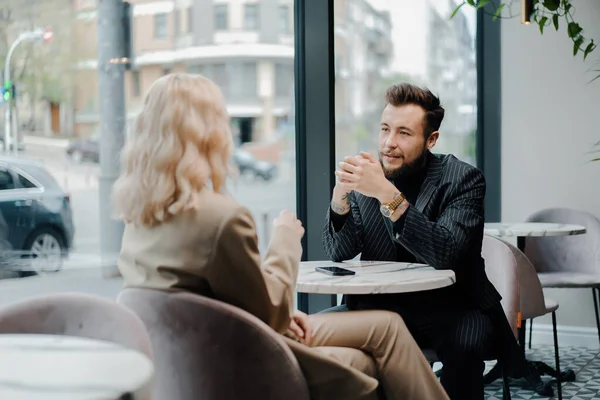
[[426, 131, 439, 150]]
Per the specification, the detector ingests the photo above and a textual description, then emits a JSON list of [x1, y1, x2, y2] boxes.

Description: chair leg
[[528, 317, 534, 349], [594, 288, 600, 347], [552, 311, 562, 400], [502, 368, 512, 400]]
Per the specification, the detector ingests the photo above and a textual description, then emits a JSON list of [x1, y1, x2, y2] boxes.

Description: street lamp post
[[3, 27, 53, 154]]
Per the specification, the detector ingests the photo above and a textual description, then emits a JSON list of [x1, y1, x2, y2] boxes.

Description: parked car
[[232, 148, 277, 181], [66, 135, 99, 163], [0, 156, 75, 277]]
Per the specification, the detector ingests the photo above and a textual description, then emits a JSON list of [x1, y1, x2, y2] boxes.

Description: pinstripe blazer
[[322, 152, 501, 310]]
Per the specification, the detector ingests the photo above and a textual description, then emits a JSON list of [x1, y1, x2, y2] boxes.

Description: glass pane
[[244, 3, 260, 30], [334, 0, 477, 166], [214, 4, 229, 31], [18, 174, 37, 189], [0, 170, 14, 191], [0, 1, 296, 300]]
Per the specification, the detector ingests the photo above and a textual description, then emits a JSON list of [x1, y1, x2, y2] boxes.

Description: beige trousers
[[308, 310, 449, 400]]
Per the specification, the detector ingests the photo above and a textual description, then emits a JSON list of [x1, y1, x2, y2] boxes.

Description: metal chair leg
[[594, 288, 600, 347], [552, 311, 562, 400], [502, 368, 512, 400], [528, 317, 533, 349]]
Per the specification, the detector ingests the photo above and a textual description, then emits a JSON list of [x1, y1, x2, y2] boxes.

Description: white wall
[[501, 0, 600, 347]]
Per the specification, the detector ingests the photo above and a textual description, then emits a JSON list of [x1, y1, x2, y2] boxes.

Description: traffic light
[[2, 81, 15, 101], [121, 1, 134, 70]]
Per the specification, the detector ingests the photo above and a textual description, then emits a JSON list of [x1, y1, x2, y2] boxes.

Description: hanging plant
[[589, 141, 600, 163], [453, 0, 600, 162], [453, 0, 598, 82]]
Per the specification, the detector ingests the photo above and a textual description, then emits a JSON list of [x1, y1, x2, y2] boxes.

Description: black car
[[232, 148, 277, 181], [0, 157, 75, 276]]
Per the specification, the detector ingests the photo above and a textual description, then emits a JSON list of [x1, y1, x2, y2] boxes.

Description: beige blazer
[[118, 189, 378, 400]]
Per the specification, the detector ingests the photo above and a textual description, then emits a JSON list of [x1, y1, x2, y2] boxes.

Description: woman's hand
[[285, 310, 312, 345]]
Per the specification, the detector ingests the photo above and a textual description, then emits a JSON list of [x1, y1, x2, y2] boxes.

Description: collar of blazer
[[414, 152, 443, 213]]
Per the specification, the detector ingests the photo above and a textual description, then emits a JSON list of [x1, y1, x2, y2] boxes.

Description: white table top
[[484, 222, 586, 237], [296, 261, 455, 294], [0, 334, 154, 400]]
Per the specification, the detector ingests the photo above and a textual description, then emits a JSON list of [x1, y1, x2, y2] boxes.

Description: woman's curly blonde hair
[[112, 73, 232, 227]]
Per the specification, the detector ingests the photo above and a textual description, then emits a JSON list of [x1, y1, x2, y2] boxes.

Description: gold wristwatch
[[379, 193, 406, 218]]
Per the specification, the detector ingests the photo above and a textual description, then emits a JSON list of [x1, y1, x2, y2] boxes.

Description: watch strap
[[384, 192, 406, 212]]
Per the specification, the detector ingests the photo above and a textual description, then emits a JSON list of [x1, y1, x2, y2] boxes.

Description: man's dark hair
[[385, 83, 445, 139]]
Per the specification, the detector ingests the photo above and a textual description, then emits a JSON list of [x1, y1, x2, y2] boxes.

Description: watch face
[[380, 205, 392, 218]]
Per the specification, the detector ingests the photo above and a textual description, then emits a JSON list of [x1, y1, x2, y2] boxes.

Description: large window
[[334, 0, 477, 166], [1, 0, 493, 317], [1, 0, 295, 298]]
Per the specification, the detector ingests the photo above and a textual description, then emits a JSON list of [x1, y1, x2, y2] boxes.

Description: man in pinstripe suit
[[322, 84, 529, 399]]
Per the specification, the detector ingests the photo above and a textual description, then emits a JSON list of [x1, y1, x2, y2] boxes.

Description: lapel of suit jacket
[[414, 153, 443, 213]]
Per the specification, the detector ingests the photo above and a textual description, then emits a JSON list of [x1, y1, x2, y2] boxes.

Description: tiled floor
[[485, 345, 600, 399]]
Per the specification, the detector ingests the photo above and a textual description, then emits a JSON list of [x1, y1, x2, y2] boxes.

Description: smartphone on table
[[315, 266, 356, 276]]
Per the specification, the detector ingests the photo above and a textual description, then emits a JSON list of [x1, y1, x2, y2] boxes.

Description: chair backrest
[[117, 288, 310, 400], [525, 208, 600, 274], [501, 239, 548, 320], [0, 292, 153, 358], [482, 235, 520, 337]]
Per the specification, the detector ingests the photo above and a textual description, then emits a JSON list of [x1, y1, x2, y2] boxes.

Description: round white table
[[296, 261, 455, 295], [0, 334, 154, 400], [484, 222, 586, 238]]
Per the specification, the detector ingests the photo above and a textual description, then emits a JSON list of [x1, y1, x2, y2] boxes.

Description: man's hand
[[335, 152, 396, 202], [285, 310, 312, 345], [331, 156, 363, 215]]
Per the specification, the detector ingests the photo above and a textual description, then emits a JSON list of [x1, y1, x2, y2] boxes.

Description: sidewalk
[[23, 134, 69, 149], [0, 269, 122, 306]]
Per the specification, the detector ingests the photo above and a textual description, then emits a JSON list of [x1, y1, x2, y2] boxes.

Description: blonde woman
[[114, 73, 448, 400]]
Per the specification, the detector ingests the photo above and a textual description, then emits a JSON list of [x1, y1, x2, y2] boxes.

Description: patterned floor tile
[[485, 346, 600, 399]]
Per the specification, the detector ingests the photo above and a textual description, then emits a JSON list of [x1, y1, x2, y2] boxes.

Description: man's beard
[[380, 148, 428, 180]]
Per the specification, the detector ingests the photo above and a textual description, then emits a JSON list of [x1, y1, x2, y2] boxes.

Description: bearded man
[[322, 83, 532, 400]]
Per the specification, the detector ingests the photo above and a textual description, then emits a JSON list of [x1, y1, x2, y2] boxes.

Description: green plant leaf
[[552, 14, 559, 30], [538, 16, 548, 34], [466, 0, 475, 5], [492, 3, 506, 20], [574, 37, 584, 56], [591, 158, 600, 162], [543, 0, 560, 11], [450, 2, 466, 19], [584, 41, 596, 60], [568, 22, 582, 38], [477, 0, 490, 8]]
